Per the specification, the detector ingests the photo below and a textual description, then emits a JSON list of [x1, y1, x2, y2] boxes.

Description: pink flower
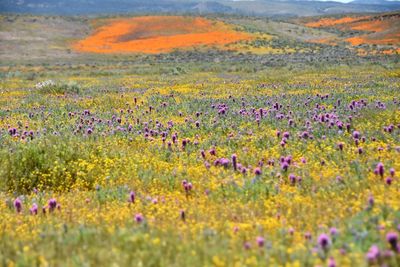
[[386, 232, 398, 250], [30, 203, 38, 215], [135, 213, 144, 223], [254, 167, 262, 176], [256, 236, 265, 247], [328, 257, 336, 267], [366, 245, 380, 262], [318, 233, 330, 249]]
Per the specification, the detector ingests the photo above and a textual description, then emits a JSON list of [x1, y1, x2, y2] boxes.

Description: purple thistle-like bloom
[[135, 213, 144, 223], [368, 195, 374, 207], [48, 198, 57, 212], [218, 158, 230, 168], [352, 130, 360, 139], [30, 203, 38, 215], [200, 150, 206, 159], [129, 191, 135, 203], [328, 257, 336, 267], [244, 242, 251, 250], [283, 131, 290, 139], [389, 168, 395, 177], [209, 148, 216, 156], [289, 174, 296, 185], [337, 142, 344, 151], [231, 154, 237, 171], [330, 227, 338, 236], [318, 233, 331, 249], [182, 180, 193, 192], [385, 177, 393, 185], [14, 198, 22, 213], [281, 162, 289, 172], [256, 236, 265, 247], [375, 162, 384, 178], [254, 167, 262, 176], [386, 232, 398, 250], [366, 245, 380, 262]]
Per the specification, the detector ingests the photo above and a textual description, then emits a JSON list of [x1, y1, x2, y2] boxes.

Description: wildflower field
[[0, 13, 400, 267]]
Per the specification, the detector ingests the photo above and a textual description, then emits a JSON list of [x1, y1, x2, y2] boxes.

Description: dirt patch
[[73, 16, 253, 54]]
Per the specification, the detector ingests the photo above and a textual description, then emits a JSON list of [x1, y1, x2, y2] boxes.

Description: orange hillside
[[304, 13, 400, 47], [305, 16, 370, 28], [74, 16, 253, 54]]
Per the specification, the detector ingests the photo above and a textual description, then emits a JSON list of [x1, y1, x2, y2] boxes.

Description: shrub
[[35, 80, 81, 95], [0, 137, 96, 193]]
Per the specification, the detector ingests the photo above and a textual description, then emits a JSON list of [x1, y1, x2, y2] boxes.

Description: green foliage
[[36, 80, 81, 95], [0, 137, 93, 193]]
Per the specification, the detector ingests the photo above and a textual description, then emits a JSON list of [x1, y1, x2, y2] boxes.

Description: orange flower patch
[[73, 16, 253, 54], [304, 13, 400, 47], [305, 16, 370, 28]]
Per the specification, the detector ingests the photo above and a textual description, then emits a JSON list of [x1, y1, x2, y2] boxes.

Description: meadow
[[0, 13, 399, 267]]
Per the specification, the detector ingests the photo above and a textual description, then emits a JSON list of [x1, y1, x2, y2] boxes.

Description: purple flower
[[48, 198, 57, 212], [368, 195, 374, 207], [289, 174, 296, 185], [209, 148, 216, 156], [337, 142, 344, 151], [30, 203, 38, 215], [366, 245, 380, 262], [281, 162, 289, 172], [352, 130, 360, 139], [254, 167, 262, 176], [182, 180, 193, 192], [283, 131, 290, 139], [328, 257, 336, 267], [375, 162, 384, 178], [256, 236, 265, 247], [129, 191, 135, 203], [386, 232, 398, 250], [389, 168, 395, 177], [329, 227, 338, 236], [14, 198, 22, 213], [135, 213, 144, 223], [385, 177, 393, 185], [231, 154, 237, 171], [318, 233, 331, 249]]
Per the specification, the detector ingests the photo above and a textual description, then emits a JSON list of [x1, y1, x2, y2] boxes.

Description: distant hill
[[0, 0, 399, 17], [351, 0, 399, 5]]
